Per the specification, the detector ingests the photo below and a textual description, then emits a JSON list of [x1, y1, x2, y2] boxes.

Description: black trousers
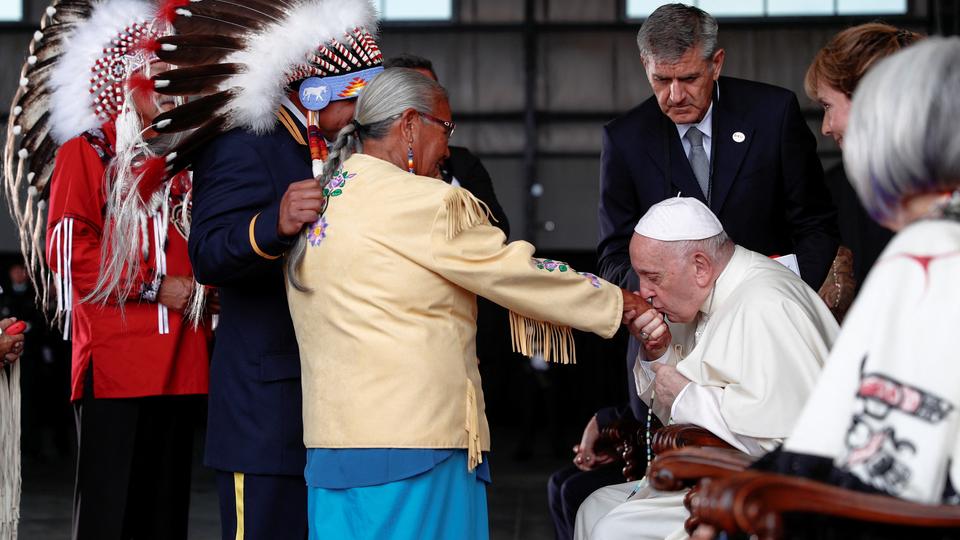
[[73, 370, 204, 540], [215, 470, 307, 540], [547, 462, 627, 540]]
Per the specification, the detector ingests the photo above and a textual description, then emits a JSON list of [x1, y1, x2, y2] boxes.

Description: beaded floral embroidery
[[307, 216, 328, 247], [533, 258, 569, 272], [532, 258, 602, 287], [577, 271, 602, 288], [323, 169, 356, 198]]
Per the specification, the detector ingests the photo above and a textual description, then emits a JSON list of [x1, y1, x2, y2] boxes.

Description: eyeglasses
[[418, 112, 456, 139]]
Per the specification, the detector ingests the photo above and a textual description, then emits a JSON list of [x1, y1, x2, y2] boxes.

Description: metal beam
[[522, 0, 539, 242]]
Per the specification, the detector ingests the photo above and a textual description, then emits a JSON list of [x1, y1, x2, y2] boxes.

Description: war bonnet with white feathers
[[3, 0, 176, 302], [144, 0, 383, 179], [1, 2, 175, 535]]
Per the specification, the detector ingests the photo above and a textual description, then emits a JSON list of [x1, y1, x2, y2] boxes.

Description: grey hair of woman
[[636, 3, 719, 63], [843, 37, 960, 223], [286, 68, 448, 291]]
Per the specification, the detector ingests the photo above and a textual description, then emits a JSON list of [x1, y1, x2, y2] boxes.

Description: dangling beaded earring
[[407, 144, 415, 174]]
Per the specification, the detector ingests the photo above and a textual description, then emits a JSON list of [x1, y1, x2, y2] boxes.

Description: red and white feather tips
[[156, 0, 192, 26], [126, 72, 157, 96], [294, 27, 384, 83], [89, 20, 161, 121], [133, 155, 171, 202]]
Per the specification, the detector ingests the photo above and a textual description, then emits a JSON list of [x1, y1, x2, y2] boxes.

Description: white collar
[[699, 245, 749, 317], [280, 95, 308, 128], [676, 101, 714, 142]]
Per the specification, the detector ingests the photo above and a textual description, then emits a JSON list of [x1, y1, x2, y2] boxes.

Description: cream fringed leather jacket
[[287, 153, 623, 470]]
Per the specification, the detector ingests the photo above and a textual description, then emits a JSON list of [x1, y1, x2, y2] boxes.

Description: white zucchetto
[[634, 197, 723, 241]]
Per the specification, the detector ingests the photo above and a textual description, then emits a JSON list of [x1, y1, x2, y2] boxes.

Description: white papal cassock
[[575, 245, 840, 540]]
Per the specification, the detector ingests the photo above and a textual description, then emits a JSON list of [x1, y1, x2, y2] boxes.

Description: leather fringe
[[442, 188, 492, 240], [509, 311, 577, 365], [465, 379, 482, 472], [0, 361, 21, 539]]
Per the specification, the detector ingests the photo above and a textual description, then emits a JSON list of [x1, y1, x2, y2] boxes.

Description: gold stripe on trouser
[[234, 472, 245, 540]]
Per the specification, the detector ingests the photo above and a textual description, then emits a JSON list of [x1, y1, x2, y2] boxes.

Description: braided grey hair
[[285, 68, 447, 291]]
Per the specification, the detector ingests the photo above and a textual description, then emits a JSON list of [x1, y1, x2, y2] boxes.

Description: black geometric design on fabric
[[855, 357, 955, 423], [842, 415, 914, 495], [837, 356, 956, 497]]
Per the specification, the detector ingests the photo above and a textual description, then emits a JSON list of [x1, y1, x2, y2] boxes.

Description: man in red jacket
[[6, 2, 210, 538]]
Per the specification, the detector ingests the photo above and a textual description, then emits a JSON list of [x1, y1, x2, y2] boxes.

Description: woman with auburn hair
[[804, 23, 924, 313], [806, 22, 923, 149]]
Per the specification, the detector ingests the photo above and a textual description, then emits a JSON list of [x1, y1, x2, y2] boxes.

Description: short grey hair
[[636, 3, 719, 63], [286, 68, 448, 291], [668, 231, 734, 262], [843, 37, 960, 223]]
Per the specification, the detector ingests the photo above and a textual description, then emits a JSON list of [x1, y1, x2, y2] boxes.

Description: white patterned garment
[[786, 219, 960, 504]]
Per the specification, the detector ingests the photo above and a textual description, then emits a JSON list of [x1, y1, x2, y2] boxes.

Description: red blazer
[[46, 122, 210, 401]]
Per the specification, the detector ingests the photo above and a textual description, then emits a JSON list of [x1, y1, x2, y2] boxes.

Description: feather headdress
[[2, 2, 177, 533], [3, 0, 177, 301], [144, 0, 383, 181]]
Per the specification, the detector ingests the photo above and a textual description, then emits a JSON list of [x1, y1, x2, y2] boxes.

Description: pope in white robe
[[575, 198, 840, 540]]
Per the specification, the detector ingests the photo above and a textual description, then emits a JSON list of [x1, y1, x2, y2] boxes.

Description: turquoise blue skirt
[[307, 451, 488, 540]]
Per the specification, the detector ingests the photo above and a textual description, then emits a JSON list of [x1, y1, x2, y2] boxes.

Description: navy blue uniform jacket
[[597, 76, 839, 423], [190, 126, 309, 476]]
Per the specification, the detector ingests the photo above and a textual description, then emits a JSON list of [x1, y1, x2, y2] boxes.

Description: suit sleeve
[[456, 150, 510, 238], [45, 138, 152, 303], [597, 125, 641, 291], [188, 137, 294, 286], [778, 93, 839, 290]]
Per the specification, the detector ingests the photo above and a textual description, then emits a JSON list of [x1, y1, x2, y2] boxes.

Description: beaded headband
[[90, 20, 161, 120]]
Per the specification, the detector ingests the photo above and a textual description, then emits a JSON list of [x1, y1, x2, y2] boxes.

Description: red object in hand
[[4, 321, 26, 335]]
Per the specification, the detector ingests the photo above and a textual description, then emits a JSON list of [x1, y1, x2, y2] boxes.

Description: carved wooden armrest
[[595, 416, 641, 458], [692, 470, 960, 540], [621, 426, 648, 481], [651, 424, 736, 455], [648, 446, 756, 491], [648, 446, 755, 534], [597, 417, 644, 481]]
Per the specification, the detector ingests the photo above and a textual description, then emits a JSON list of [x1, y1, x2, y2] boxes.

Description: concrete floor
[[18, 426, 567, 539]]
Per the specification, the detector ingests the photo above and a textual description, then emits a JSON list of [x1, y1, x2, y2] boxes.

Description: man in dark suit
[[189, 71, 377, 540], [441, 148, 510, 236], [190, 122, 312, 540], [548, 5, 839, 539], [383, 53, 510, 235]]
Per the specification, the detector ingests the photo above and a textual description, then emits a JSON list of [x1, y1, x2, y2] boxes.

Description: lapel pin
[[732, 131, 745, 143]]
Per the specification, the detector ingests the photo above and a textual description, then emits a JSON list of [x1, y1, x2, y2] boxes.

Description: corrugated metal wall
[[0, 0, 931, 253]]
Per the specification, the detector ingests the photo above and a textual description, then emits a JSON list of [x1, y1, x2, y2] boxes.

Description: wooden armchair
[[650, 424, 736, 455], [647, 446, 755, 492], [596, 422, 741, 482], [593, 416, 641, 478], [598, 422, 738, 481], [645, 444, 756, 534], [690, 470, 960, 540]]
